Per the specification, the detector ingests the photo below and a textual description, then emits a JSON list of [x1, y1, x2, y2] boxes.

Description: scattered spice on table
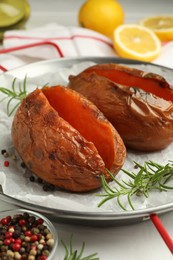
[[3, 160, 10, 167]]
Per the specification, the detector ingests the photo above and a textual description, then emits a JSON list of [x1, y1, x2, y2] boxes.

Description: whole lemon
[[78, 0, 124, 38]]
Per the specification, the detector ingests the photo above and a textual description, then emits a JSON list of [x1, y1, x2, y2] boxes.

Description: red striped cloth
[[0, 23, 116, 72]]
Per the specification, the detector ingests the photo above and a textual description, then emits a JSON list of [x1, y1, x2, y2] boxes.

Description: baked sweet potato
[[11, 86, 126, 192], [68, 63, 173, 151]]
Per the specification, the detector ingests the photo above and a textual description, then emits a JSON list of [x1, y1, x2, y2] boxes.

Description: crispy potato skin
[[11, 88, 126, 192], [68, 72, 173, 151]]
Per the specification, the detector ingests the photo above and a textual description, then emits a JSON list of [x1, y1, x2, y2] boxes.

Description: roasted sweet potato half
[[11, 86, 126, 192], [68, 63, 173, 151]]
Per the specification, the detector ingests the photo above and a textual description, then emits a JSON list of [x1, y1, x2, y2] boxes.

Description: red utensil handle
[[150, 214, 173, 254]]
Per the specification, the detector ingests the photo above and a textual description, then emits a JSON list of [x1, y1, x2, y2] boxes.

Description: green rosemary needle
[[98, 160, 173, 211], [61, 235, 100, 260], [0, 77, 27, 116]]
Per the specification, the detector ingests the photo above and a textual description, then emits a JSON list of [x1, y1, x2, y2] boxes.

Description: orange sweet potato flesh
[[42, 86, 115, 170], [68, 63, 173, 151], [84, 63, 173, 102], [11, 86, 126, 192]]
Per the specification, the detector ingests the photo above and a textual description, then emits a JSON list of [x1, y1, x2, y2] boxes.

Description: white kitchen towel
[[0, 23, 115, 72], [0, 23, 173, 73]]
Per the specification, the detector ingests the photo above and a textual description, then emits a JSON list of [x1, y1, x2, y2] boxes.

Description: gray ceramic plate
[[0, 57, 173, 226]]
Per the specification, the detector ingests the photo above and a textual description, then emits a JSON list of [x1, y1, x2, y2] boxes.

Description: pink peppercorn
[[10, 237, 15, 243], [12, 242, 21, 251], [4, 239, 11, 245], [37, 218, 44, 225], [19, 219, 27, 226], [6, 216, 12, 223], [4, 160, 9, 167], [5, 231, 13, 238], [30, 234, 38, 242], [1, 217, 8, 225], [15, 238, 22, 244], [31, 245, 37, 250], [40, 256, 47, 260], [25, 230, 32, 237]]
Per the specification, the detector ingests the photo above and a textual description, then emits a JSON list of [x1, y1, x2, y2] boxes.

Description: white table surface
[[1, 0, 173, 259]]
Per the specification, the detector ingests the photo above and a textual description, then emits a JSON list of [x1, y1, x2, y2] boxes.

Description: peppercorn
[[10, 218, 17, 226], [42, 249, 49, 256], [37, 219, 44, 225], [6, 249, 14, 257], [4, 161, 9, 167], [13, 230, 21, 238], [23, 212, 29, 219], [19, 247, 26, 254], [12, 242, 21, 251], [1, 218, 9, 225], [28, 255, 35, 260], [37, 178, 43, 184], [37, 225, 44, 231], [0, 212, 55, 259], [28, 216, 36, 224], [14, 252, 21, 259], [30, 249, 37, 256], [46, 233, 53, 240], [31, 228, 39, 235], [29, 176, 35, 182], [47, 184, 55, 191], [42, 184, 49, 192], [46, 238, 54, 248], [1, 149, 6, 155], [20, 162, 26, 168], [42, 228, 50, 236], [3, 152, 9, 158], [40, 256, 47, 260], [12, 154, 17, 160]]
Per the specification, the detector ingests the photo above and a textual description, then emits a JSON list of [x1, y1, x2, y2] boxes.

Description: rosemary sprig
[[0, 77, 27, 116], [98, 160, 173, 210], [61, 235, 100, 260]]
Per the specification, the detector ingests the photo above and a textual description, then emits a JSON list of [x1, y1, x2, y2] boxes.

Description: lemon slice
[[0, 0, 25, 27], [139, 15, 173, 41], [113, 24, 161, 62]]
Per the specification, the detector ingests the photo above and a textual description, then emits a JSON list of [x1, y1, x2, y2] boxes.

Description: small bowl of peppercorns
[[0, 208, 58, 260]]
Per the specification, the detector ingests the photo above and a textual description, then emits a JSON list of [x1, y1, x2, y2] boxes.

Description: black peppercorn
[[13, 230, 21, 238], [1, 149, 6, 155], [29, 176, 35, 182], [42, 184, 49, 192], [20, 162, 26, 168], [37, 177, 43, 184]]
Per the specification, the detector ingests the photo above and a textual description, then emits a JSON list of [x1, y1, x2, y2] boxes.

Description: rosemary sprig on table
[[61, 235, 100, 260], [0, 77, 27, 116], [98, 160, 173, 211]]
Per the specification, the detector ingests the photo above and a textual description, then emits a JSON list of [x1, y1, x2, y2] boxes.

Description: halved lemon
[[139, 15, 173, 41], [113, 24, 161, 62]]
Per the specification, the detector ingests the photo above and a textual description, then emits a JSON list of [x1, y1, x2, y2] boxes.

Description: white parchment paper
[[0, 61, 173, 213]]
